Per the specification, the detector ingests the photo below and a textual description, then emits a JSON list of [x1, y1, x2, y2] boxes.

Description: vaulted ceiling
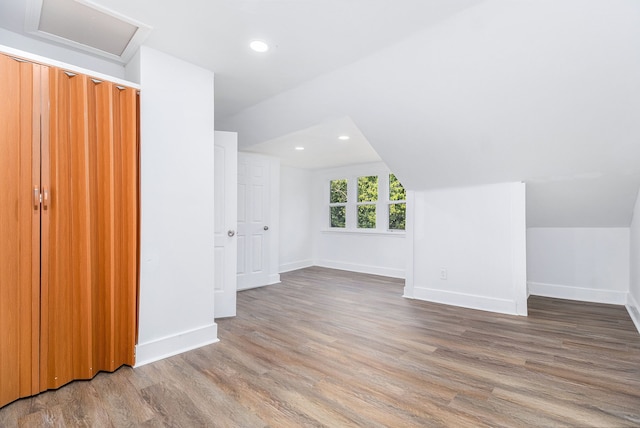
[[220, 0, 640, 227], [1, 0, 639, 227]]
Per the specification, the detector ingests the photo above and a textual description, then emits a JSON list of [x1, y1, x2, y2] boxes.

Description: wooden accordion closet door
[[0, 54, 42, 408], [40, 68, 138, 390], [0, 53, 138, 406]]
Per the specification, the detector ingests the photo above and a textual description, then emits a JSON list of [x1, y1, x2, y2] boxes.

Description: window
[[388, 174, 406, 230], [357, 175, 377, 228], [329, 179, 347, 228], [327, 172, 406, 232]]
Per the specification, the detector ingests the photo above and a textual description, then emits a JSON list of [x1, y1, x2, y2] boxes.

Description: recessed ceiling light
[[295, 146, 305, 151], [250, 40, 269, 53], [338, 135, 350, 141]]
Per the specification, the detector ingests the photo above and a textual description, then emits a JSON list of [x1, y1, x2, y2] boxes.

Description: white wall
[[629, 190, 640, 333], [311, 162, 406, 278], [527, 228, 630, 305], [314, 231, 406, 278], [279, 166, 314, 272], [128, 47, 217, 366], [0, 28, 126, 79], [405, 182, 527, 315]]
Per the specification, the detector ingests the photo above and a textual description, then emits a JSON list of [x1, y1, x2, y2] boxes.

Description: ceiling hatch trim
[[24, 0, 151, 63]]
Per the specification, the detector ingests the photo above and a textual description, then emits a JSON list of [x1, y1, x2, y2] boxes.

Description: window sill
[[320, 228, 406, 237]]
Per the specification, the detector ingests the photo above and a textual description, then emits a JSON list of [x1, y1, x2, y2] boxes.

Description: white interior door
[[214, 131, 237, 318], [237, 153, 270, 290]]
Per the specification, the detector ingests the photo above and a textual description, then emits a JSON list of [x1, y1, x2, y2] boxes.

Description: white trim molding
[[320, 229, 406, 237], [237, 274, 281, 292], [627, 293, 640, 335], [411, 286, 519, 315], [528, 281, 628, 305], [135, 323, 219, 367], [280, 259, 314, 273], [268, 274, 281, 285], [315, 260, 405, 279], [0, 43, 138, 88]]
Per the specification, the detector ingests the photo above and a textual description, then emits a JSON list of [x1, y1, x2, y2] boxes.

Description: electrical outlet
[[440, 268, 447, 280]]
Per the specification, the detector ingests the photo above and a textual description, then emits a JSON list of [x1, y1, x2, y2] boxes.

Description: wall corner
[[404, 190, 416, 298]]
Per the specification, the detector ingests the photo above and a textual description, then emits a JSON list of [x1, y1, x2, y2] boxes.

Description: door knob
[[227, 230, 235, 237], [263, 226, 269, 231]]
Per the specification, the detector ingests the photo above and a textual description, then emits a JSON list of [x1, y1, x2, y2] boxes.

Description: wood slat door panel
[[40, 69, 138, 391], [68, 73, 95, 382], [90, 79, 137, 371], [112, 85, 138, 367], [41, 69, 94, 389], [91, 78, 116, 374], [88, 80, 137, 372], [0, 53, 139, 405], [0, 54, 41, 408]]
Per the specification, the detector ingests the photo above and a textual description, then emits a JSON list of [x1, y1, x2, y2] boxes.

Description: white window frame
[[325, 169, 406, 234], [328, 178, 348, 228]]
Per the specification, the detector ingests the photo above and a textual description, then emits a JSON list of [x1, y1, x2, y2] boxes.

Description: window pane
[[330, 206, 346, 228], [357, 204, 376, 228], [358, 176, 378, 202], [330, 179, 348, 203], [389, 174, 406, 201], [389, 203, 406, 230]]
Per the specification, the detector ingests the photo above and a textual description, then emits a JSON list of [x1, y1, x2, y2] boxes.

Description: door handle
[[227, 230, 235, 237], [33, 186, 40, 210], [43, 188, 49, 210], [263, 226, 269, 231]]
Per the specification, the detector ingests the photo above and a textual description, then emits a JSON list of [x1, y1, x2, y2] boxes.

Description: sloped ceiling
[[1, 0, 638, 227], [219, 0, 640, 227], [0, 0, 483, 121]]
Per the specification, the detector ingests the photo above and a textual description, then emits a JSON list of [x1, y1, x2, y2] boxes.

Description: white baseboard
[[528, 281, 628, 305], [315, 259, 405, 279], [237, 283, 266, 291], [411, 286, 519, 315], [279, 259, 314, 273], [238, 276, 280, 292], [135, 323, 219, 367], [238, 273, 281, 291], [268, 273, 281, 285], [627, 293, 640, 335]]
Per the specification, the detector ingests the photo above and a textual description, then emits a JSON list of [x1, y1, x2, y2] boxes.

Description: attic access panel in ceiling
[[25, 0, 151, 63]]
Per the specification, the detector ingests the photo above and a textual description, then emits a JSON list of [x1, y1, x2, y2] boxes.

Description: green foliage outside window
[[330, 179, 347, 203], [389, 174, 406, 201], [357, 176, 377, 228], [358, 204, 376, 229], [330, 179, 347, 228], [357, 176, 378, 202], [389, 174, 406, 230], [389, 203, 406, 230], [330, 206, 346, 228], [329, 173, 406, 230]]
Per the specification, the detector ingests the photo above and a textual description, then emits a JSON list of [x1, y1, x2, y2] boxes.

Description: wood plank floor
[[2, 266, 640, 427]]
